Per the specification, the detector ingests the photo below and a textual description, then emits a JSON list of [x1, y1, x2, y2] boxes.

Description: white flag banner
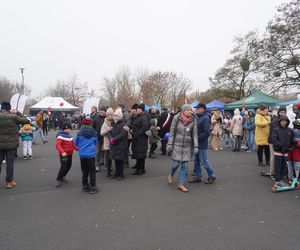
[[10, 93, 20, 111], [17, 95, 28, 114], [83, 98, 100, 115]]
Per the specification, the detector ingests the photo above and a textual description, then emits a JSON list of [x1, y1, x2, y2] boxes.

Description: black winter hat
[[62, 122, 72, 130], [194, 103, 207, 110], [277, 106, 287, 115], [138, 103, 145, 111], [1, 102, 11, 111], [118, 100, 126, 108], [161, 107, 168, 113], [131, 103, 139, 110]]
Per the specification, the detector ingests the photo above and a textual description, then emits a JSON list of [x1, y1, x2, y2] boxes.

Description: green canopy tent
[[224, 91, 286, 110]]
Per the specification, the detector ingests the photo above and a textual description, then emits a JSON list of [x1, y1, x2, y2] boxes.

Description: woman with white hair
[[167, 104, 198, 193], [100, 108, 114, 177], [108, 108, 128, 180]]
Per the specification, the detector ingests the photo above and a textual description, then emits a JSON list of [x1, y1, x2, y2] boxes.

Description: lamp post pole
[[19, 68, 25, 95]]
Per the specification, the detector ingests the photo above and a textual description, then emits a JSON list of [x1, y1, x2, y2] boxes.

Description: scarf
[[180, 113, 192, 126]]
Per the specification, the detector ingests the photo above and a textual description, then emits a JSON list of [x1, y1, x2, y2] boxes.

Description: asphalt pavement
[[0, 131, 299, 250]]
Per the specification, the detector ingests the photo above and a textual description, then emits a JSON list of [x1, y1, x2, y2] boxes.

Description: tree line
[[207, 0, 299, 102]]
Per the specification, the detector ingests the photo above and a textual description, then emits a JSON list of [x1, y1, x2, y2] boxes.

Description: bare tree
[[260, 0, 300, 93], [209, 31, 263, 100], [168, 74, 192, 111], [45, 73, 93, 107], [0, 77, 32, 103], [0, 77, 15, 102], [99, 66, 139, 108]]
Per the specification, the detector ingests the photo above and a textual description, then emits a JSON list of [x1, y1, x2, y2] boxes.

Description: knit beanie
[[132, 103, 139, 110], [138, 103, 145, 112], [82, 115, 92, 126], [106, 108, 114, 116], [278, 106, 287, 114], [181, 104, 192, 112], [62, 122, 72, 130], [118, 100, 126, 109], [1, 102, 11, 111]]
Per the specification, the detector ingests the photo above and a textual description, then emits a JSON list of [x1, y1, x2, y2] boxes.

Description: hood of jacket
[[56, 130, 71, 138], [234, 108, 240, 116], [279, 115, 290, 127], [80, 127, 97, 138]]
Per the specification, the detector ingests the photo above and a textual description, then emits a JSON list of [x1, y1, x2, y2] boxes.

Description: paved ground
[[0, 131, 299, 250]]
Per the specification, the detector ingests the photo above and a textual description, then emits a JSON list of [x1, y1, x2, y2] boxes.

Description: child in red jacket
[[55, 122, 78, 187], [287, 119, 300, 181]]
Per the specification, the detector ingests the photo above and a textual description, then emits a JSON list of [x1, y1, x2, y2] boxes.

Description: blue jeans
[[170, 160, 188, 184], [247, 130, 254, 151], [194, 149, 215, 179], [33, 128, 45, 143], [224, 132, 234, 147]]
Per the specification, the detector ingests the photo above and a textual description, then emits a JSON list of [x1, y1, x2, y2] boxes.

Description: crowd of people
[[1, 99, 300, 193]]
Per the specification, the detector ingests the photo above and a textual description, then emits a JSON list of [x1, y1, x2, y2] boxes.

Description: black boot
[[132, 168, 142, 175]]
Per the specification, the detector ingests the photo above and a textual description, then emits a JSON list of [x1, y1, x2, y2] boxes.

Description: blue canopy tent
[[206, 100, 224, 112]]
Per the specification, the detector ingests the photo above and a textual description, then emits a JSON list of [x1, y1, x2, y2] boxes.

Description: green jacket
[[149, 126, 160, 144], [0, 110, 28, 150]]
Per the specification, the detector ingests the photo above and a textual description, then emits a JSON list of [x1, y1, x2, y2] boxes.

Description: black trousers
[[257, 145, 270, 163], [161, 139, 167, 155], [104, 151, 112, 170], [274, 155, 287, 182], [150, 142, 158, 154], [0, 149, 17, 182], [115, 160, 124, 177], [56, 155, 73, 181], [42, 125, 48, 136], [136, 158, 146, 172], [80, 157, 96, 187]]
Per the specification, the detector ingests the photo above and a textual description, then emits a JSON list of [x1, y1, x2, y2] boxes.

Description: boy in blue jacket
[[75, 116, 98, 194]]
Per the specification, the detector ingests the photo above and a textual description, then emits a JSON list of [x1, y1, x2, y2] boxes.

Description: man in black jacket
[[91, 106, 106, 171], [157, 108, 173, 155], [0, 102, 28, 189], [131, 104, 149, 175]]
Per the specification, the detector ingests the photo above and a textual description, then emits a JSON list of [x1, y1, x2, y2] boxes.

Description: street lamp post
[[19, 68, 25, 95]]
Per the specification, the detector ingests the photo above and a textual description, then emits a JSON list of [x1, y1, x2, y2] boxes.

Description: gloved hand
[[166, 145, 172, 153], [110, 139, 116, 145], [194, 148, 199, 155]]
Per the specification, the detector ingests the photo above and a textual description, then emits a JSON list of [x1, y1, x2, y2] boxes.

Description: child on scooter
[[287, 119, 300, 182], [272, 116, 294, 188]]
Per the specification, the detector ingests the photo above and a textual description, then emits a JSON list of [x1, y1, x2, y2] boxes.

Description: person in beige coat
[[230, 108, 244, 152], [211, 110, 223, 151], [100, 108, 114, 177]]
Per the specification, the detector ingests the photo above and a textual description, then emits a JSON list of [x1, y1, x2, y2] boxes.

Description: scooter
[[272, 169, 300, 193]]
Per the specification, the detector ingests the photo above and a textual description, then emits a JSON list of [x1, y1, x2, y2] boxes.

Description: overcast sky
[[0, 0, 290, 97]]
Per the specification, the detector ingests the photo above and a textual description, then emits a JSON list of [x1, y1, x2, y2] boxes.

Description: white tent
[[29, 97, 80, 112]]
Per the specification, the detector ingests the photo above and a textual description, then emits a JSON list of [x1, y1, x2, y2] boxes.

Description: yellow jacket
[[255, 114, 271, 146]]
